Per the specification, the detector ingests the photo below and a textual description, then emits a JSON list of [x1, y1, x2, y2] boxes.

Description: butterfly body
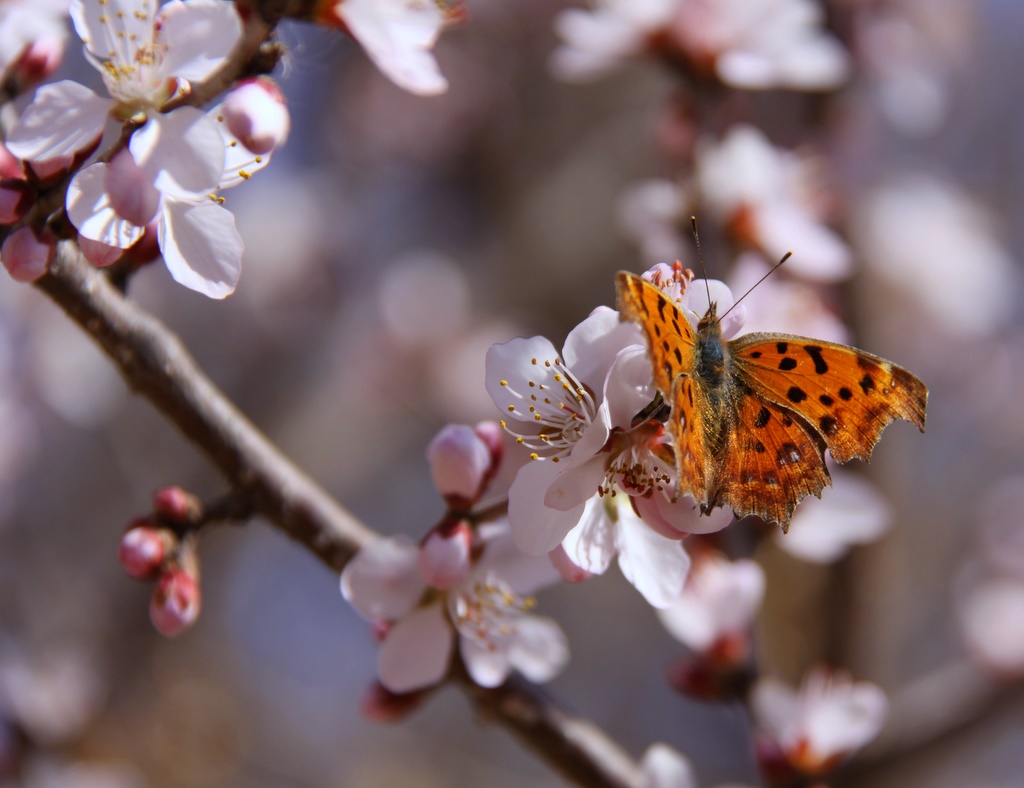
[[615, 271, 928, 530]]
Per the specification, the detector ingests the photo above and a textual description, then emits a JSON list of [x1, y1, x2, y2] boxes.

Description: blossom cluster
[[0, 0, 454, 298]]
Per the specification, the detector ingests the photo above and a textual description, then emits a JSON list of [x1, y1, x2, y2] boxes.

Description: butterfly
[[615, 270, 928, 530]]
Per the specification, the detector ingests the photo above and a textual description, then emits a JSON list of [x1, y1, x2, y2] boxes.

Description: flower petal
[[71, 0, 155, 64], [66, 163, 146, 249], [340, 535, 425, 621], [507, 459, 585, 554], [615, 504, 691, 608], [562, 309, 643, 391], [378, 602, 452, 693], [339, 0, 448, 96], [603, 345, 654, 429], [560, 495, 617, 575], [544, 454, 606, 512], [506, 615, 570, 683], [6, 80, 108, 162], [129, 107, 225, 197], [459, 633, 510, 688], [485, 335, 560, 417], [157, 0, 243, 82], [158, 197, 242, 299], [474, 520, 561, 595]]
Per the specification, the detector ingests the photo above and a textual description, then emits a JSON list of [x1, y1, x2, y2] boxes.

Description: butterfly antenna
[[690, 216, 712, 307], [719, 250, 792, 321]]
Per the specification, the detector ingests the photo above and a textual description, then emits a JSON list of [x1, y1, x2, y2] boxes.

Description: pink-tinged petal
[[338, 0, 448, 96], [78, 236, 123, 267], [752, 678, 802, 742], [506, 615, 570, 683], [560, 495, 616, 575], [562, 309, 643, 390], [615, 505, 691, 608], [682, 279, 736, 327], [67, 163, 146, 249], [644, 490, 733, 536], [475, 521, 562, 595], [508, 459, 584, 555], [544, 454, 606, 512], [6, 81, 108, 162], [804, 680, 887, 762], [378, 602, 452, 693], [778, 471, 891, 564], [213, 101, 274, 190], [104, 148, 161, 227], [158, 198, 242, 299], [659, 557, 765, 651], [485, 335, 561, 415], [341, 535, 425, 622], [638, 744, 699, 788], [130, 108, 224, 197], [604, 345, 655, 429], [157, 0, 242, 82], [755, 204, 852, 283], [549, 545, 591, 583], [459, 634, 510, 688]]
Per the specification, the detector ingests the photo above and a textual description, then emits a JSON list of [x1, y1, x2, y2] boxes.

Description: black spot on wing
[[674, 347, 683, 365], [803, 345, 828, 374], [839, 387, 853, 401], [653, 323, 661, 338], [778, 357, 797, 371], [776, 442, 802, 466], [819, 394, 834, 406], [859, 374, 876, 395], [656, 294, 667, 321], [751, 351, 762, 359], [754, 407, 771, 428], [819, 415, 838, 436], [776, 342, 788, 354], [787, 386, 808, 403]]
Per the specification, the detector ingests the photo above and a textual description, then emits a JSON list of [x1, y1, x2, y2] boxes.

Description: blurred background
[[1, 0, 1023, 785]]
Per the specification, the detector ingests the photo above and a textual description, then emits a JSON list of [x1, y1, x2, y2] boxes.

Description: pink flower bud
[[1, 226, 52, 282], [118, 521, 168, 580], [418, 519, 472, 589], [221, 77, 290, 155], [473, 420, 504, 472], [426, 424, 491, 509], [360, 681, 427, 722], [0, 180, 34, 224], [149, 568, 201, 637], [152, 486, 202, 523], [105, 149, 161, 227], [14, 37, 64, 85], [78, 236, 123, 268]]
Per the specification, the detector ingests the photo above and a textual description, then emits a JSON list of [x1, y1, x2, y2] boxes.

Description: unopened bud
[[1, 226, 53, 282], [473, 420, 504, 473], [119, 520, 170, 580], [150, 568, 201, 637], [418, 519, 472, 589], [360, 681, 427, 722], [427, 424, 491, 509], [0, 180, 34, 224], [13, 37, 64, 85], [153, 485, 202, 524], [221, 77, 290, 155]]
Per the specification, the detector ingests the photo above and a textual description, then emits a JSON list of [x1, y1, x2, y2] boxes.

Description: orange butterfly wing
[[728, 334, 928, 464], [711, 385, 832, 527], [615, 272, 713, 502]]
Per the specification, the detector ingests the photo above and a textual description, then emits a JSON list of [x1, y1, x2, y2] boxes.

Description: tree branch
[[34, 240, 643, 788]]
